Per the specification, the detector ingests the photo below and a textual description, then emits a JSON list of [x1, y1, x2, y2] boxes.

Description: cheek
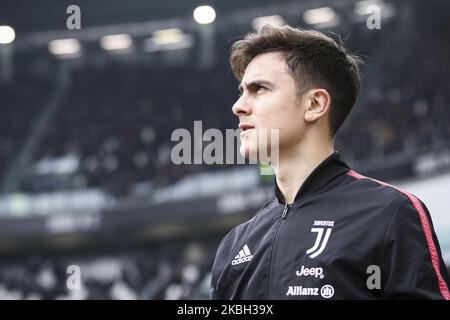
[[255, 92, 303, 132], [278, 111, 304, 142], [264, 93, 298, 121], [256, 108, 284, 131]]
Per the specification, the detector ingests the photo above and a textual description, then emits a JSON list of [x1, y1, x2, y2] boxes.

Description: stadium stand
[[0, 0, 449, 300]]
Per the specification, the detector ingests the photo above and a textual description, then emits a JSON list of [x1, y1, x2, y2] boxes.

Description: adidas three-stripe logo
[[231, 244, 253, 265]]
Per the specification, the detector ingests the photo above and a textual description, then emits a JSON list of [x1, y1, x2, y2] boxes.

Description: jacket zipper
[[281, 203, 289, 219], [266, 203, 290, 298]]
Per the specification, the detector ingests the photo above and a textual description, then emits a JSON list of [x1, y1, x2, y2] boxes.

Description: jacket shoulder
[[345, 170, 419, 206]]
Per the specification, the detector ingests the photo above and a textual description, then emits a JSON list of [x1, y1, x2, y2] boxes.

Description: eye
[[255, 85, 266, 93]]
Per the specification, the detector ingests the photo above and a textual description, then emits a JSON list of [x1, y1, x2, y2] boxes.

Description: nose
[[232, 95, 252, 117]]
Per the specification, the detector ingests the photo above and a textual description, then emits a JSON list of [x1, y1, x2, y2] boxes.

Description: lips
[[239, 124, 255, 131]]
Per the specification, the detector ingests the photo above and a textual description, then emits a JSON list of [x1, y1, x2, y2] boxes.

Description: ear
[[304, 89, 331, 123]]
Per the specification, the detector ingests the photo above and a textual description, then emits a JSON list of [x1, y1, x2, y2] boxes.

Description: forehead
[[241, 52, 291, 83]]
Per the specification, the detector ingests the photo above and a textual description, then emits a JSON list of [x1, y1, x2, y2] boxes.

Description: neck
[[273, 136, 334, 204]]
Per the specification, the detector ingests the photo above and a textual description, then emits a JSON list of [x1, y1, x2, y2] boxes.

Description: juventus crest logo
[[306, 221, 334, 258]]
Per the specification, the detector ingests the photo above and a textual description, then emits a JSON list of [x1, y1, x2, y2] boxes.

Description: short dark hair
[[230, 25, 363, 136]]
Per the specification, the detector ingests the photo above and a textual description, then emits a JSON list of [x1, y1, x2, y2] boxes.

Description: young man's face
[[233, 52, 306, 161]]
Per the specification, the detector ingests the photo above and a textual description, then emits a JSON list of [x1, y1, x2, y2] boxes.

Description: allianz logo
[[286, 285, 334, 298], [296, 265, 324, 279]]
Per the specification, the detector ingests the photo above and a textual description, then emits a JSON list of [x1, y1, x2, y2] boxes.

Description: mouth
[[239, 124, 255, 132]]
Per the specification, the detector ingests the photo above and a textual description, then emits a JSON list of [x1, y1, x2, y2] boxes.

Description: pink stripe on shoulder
[[347, 170, 450, 300]]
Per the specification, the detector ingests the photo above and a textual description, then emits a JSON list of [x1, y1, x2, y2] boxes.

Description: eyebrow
[[238, 79, 275, 93]]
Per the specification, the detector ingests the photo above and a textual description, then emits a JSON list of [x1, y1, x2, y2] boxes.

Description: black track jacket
[[211, 152, 450, 299]]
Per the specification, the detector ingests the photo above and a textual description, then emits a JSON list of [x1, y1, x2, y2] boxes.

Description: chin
[[240, 144, 257, 161], [240, 135, 275, 162]]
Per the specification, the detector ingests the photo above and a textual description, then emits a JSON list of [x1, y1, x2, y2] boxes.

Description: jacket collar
[[274, 151, 350, 204]]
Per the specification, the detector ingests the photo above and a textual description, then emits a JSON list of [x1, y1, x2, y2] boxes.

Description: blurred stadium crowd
[[0, 0, 449, 299], [1, 9, 449, 197], [0, 240, 216, 300]]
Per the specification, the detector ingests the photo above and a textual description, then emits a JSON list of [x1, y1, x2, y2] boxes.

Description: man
[[210, 25, 450, 299]]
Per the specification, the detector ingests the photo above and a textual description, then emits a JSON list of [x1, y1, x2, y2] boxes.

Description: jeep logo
[[296, 265, 324, 279]]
